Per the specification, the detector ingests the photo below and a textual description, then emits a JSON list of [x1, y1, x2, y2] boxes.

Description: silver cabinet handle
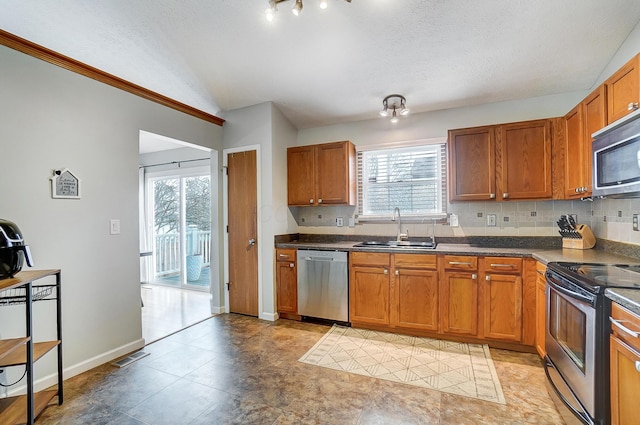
[[395, 270, 399, 276], [610, 317, 640, 338], [278, 254, 289, 259], [471, 274, 477, 280], [636, 361, 640, 373], [249, 238, 256, 246], [309, 199, 314, 204], [449, 261, 472, 265], [628, 102, 639, 111], [490, 263, 515, 268], [503, 193, 509, 199], [536, 269, 545, 276], [318, 198, 323, 204], [289, 263, 294, 268], [489, 193, 496, 199], [485, 275, 491, 281], [384, 269, 388, 275]]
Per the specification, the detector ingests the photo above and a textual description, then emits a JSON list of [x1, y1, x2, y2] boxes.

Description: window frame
[[356, 138, 448, 222]]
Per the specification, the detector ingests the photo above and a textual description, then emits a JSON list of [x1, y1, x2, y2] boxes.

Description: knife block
[[561, 224, 596, 250]]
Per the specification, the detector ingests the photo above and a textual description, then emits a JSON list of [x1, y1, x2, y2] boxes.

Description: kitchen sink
[[354, 240, 437, 249]]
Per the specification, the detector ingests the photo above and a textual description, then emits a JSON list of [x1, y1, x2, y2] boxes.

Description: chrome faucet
[[392, 207, 408, 242]]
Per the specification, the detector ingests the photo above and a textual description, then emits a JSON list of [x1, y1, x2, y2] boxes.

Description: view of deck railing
[[154, 231, 211, 276]]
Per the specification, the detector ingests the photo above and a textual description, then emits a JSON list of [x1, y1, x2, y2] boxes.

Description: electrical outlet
[[450, 214, 459, 227], [348, 217, 355, 227], [634, 214, 639, 231], [487, 214, 497, 227], [336, 217, 344, 227]]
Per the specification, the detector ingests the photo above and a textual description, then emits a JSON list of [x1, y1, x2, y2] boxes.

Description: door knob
[[249, 238, 256, 245]]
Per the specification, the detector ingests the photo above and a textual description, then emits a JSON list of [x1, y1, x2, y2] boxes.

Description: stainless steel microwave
[[592, 109, 640, 198]]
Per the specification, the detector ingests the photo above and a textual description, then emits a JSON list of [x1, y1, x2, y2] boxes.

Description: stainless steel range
[[545, 262, 640, 425]]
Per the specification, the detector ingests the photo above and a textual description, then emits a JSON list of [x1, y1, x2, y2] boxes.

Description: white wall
[[0, 45, 223, 387]]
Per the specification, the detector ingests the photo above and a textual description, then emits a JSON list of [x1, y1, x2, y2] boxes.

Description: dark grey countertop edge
[[606, 288, 640, 316]]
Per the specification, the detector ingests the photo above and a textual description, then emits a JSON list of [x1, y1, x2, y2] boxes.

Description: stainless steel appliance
[[545, 262, 640, 425], [297, 249, 348, 323], [592, 108, 640, 198]]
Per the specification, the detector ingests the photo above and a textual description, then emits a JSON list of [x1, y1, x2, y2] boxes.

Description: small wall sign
[[50, 168, 81, 199]]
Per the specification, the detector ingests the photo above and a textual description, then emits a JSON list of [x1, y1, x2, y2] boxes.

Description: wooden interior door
[[227, 150, 258, 316]]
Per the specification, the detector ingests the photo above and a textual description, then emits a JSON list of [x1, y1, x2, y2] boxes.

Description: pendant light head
[[265, 0, 351, 21], [319, 0, 328, 9], [265, 0, 278, 21], [380, 94, 409, 123], [292, 0, 303, 16]]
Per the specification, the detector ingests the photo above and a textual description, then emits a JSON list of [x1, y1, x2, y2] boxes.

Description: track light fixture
[[266, 0, 352, 21], [379, 94, 409, 123]]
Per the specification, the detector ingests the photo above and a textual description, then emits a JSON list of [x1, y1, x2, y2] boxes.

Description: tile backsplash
[[290, 198, 640, 246]]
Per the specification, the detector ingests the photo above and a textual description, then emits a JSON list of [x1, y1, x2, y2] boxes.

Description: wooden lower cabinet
[[481, 272, 522, 342], [275, 249, 297, 315], [535, 262, 547, 357], [440, 271, 479, 336], [350, 265, 390, 325], [610, 302, 640, 425], [392, 254, 438, 331]]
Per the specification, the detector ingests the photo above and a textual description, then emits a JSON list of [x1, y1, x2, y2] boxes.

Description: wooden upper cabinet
[[564, 103, 587, 198], [605, 54, 640, 124], [496, 119, 552, 200], [287, 145, 316, 205], [287, 141, 356, 206], [448, 126, 496, 201]]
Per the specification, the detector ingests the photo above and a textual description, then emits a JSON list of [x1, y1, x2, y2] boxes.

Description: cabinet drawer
[[483, 257, 522, 274], [443, 255, 478, 271], [611, 302, 640, 353], [276, 248, 296, 263], [393, 253, 436, 270], [350, 252, 390, 267]]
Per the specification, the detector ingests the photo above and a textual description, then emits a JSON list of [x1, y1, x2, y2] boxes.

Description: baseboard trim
[[8, 338, 146, 395], [211, 305, 225, 314], [259, 312, 278, 322]]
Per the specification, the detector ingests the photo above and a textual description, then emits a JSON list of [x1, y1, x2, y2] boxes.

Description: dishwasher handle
[[303, 256, 335, 262]]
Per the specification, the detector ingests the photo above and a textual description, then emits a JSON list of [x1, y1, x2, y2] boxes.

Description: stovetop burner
[[548, 262, 640, 294]]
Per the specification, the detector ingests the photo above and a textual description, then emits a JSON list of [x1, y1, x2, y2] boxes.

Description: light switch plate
[[348, 217, 355, 227], [110, 219, 121, 235], [487, 214, 497, 227], [450, 214, 459, 227], [634, 214, 639, 231]]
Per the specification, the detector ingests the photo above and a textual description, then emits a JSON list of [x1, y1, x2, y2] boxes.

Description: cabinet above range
[[287, 140, 356, 207]]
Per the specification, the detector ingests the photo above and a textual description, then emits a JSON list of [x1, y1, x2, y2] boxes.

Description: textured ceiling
[[2, 0, 640, 129]]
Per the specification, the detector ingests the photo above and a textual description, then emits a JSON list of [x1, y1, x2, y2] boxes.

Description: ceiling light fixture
[[380, 94, 409, 123], [266, 0, 351, 21]]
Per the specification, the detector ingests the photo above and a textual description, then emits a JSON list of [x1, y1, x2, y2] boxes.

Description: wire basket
[[0, 286, 55, 306]]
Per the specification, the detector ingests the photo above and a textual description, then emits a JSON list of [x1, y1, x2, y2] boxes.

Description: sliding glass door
[[148, 170, 211, 290]]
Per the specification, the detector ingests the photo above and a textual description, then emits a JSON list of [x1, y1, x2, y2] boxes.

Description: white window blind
[[357, 141, 447, 220]]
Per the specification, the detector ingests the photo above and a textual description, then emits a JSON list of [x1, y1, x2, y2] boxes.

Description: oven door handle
[[546, 277, 594, 305]]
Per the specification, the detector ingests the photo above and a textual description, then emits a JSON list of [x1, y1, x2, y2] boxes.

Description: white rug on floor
[[299, 325, 506, 404]]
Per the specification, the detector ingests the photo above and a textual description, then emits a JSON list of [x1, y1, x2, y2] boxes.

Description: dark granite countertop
[[606, 289, 640, 316]]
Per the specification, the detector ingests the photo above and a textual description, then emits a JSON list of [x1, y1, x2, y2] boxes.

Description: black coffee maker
[[0, 219, 34, 278]]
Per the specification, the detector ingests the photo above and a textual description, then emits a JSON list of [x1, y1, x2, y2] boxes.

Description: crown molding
[[0, 29, 224, 126]]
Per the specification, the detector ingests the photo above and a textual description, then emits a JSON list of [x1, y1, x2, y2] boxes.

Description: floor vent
[[111, 351, 150, 368]]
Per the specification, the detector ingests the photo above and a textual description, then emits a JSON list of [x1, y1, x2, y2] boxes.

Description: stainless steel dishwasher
[[297, 249, 348, 323]]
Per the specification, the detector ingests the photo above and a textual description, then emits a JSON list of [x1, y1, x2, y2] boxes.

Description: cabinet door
[[496, 120, 552, 200], [564, 103, 587, 199], [448, 126, 496, 201], [287, 145, 316, 206], [392, 268, 438, 331], [316, 141, 356, 205], [610, 336, 640, 425], [482, 273, 522, 342], [276, 260, 297, 314], [606, 54, 640, 124], [440, 271, 478, 336], [535, 263, 547, 358], [349, 265, 390, 325]]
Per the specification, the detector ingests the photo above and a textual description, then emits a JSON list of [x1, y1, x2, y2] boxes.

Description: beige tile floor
[[38, 315, 565, 425]]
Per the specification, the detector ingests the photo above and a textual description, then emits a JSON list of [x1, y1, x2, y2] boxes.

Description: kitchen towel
[[299, 325, 506, 404]]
